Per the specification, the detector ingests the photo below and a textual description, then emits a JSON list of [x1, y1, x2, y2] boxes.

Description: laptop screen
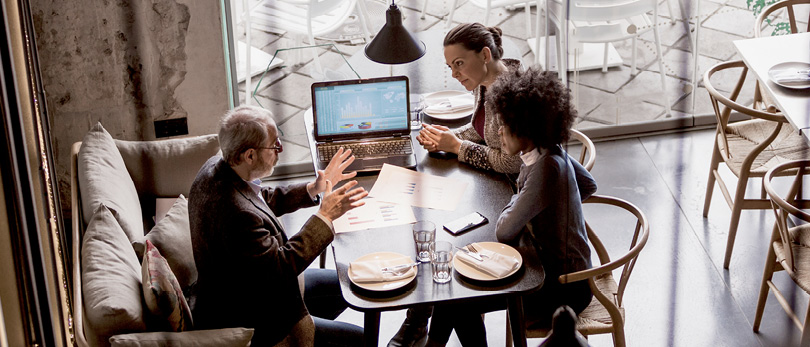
[[312, 76, 410, 141]]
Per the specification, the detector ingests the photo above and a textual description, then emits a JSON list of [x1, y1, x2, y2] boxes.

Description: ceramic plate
[[768, 62, 810, 89], [422, 90, 474, 120], [453, 242, 523, 281], [348, 252, 417, 291]]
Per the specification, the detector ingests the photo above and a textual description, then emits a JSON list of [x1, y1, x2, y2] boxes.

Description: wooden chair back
[[561, 195, 650, 309], [763, 159, 810, 273], [755, 0, 810, 37], [570, 129, 596, 172], [703, 61, 788, 165]]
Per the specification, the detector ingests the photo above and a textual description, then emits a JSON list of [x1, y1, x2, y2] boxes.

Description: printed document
[[368, 164, 468, 211]]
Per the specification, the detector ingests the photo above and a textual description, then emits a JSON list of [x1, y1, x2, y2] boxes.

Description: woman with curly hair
[[416, 22, 523, 174], [424, 68, 597, 347]]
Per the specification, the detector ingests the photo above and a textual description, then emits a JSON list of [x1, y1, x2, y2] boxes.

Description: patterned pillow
[[141, 240, 193, 332]]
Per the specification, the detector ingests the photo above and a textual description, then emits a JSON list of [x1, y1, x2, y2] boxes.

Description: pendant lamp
[[364, 1, 426, 64]]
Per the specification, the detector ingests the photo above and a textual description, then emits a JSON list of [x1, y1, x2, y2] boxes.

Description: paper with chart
[[332, 198, 416, 233], [368, 164, 468, 211]]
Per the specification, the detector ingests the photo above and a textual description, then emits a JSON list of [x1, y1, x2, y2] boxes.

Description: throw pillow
[[81, 204, 146, 345], [142, 240, 193, 332], [132, 195, 196, 291], [115, 134, 219, 198], [108, 328, 254, 347], [78, 122, 144, 241]]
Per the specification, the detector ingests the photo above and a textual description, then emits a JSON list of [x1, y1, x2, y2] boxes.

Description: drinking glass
[[410, 93, 426, 129], [430, 241, 453, 283], [412, 221, 436, 262]]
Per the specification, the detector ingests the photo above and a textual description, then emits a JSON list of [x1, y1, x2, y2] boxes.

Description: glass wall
[[227, 0, 781, 174]]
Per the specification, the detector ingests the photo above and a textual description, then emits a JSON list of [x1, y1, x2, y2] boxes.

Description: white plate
[[453, 242, 523, 281], [348, 252, 417, 291], [768, 62, 810, 89], [422, 90, 475, 120]]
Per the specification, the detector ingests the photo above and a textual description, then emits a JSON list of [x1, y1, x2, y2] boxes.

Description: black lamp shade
[[364, 4, 426, 64]]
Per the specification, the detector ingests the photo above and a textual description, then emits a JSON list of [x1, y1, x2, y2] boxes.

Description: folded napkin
[[771, 68, 810, 85], [424, 94, 475, 114], [349, 255, 416, 283], [456, 245, 520, 278]]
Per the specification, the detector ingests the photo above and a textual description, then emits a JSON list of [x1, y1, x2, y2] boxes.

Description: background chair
[[570, 128, 596, 172], [702, 60, 810, 269], [752, 0, 810, 111], [507, 195, 650, 347], [446, 0, 534, 36], [753, 159, 810, 345], [542, 0, 670, 115]]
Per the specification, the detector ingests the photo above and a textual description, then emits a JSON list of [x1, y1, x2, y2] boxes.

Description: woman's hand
[[419, 124, 462, 154]]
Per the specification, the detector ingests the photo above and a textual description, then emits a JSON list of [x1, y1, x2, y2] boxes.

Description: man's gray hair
[[218, 105, 275, 166]]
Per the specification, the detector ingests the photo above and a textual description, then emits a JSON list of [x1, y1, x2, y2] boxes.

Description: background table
[[303, 113, 545, 347], [734, 32, 810, 144]]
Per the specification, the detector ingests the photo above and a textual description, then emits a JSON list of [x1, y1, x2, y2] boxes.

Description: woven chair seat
[[576, 273, 624, 335], [718, 119, 810, 177], [773, 224, 810, 293]]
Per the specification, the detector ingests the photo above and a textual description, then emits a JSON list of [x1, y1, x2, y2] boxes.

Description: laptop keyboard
[[318, 139, 413, 161]]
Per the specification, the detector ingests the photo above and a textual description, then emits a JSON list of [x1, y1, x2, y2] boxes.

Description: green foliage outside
[[746, 0, 792, 35]]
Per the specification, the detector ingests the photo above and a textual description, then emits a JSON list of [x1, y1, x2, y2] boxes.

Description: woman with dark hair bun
[[416, 22, 523, 174]]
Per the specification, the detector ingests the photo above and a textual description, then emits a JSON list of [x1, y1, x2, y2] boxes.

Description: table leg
[[364, 311, 381, 347], [507, 296, 527, 347]]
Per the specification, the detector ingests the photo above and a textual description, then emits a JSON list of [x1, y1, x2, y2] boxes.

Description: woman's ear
[[481, 47, 492, 64]]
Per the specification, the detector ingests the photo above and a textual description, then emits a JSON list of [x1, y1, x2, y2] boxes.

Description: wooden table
[[734, 32, 810, 143], [302, 114, 545, 347]]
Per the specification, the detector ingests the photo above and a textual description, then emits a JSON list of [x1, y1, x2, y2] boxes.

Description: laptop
[[311, 76, 417, 172]]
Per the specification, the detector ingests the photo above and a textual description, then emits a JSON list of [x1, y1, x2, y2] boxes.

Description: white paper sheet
[[333, 198, 416, 233], [368, 164, 468, 211]]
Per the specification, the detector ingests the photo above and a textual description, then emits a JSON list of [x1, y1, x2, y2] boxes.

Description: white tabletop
[[734, 32, 810, 143]]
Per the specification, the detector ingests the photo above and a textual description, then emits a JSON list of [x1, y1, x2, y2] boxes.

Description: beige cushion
[[133, 195, 196, 290], [79, 123, 144, 241], [109, 328, 254, 347], [82, 204, 146, 346], [141, 240, 193, 332], [115, 134, 219, 198]]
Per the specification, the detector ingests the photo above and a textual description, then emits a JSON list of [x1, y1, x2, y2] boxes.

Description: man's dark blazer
[[189, 156, 333, 346]]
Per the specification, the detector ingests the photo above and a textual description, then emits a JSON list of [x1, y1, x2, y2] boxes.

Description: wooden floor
[[280, 128, 808, 346]]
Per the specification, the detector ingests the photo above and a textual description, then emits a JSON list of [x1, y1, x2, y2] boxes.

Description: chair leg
[[484, 2, 491, 26], [446, 0, 460, 28], [602, 43, 609, 73], [723, 174, 750, 269], [524, 2, 531, 38], [801, 300, 810, 347], [420, 0, 427, 19], [319, 249, 326, 268], [613, 324, 627, 347], [631, 37, 637, 75], [703, 140, 720, 217], [652, 24, 671, 116], [753, 227, 779, 332], [505, 314, 514, 347]]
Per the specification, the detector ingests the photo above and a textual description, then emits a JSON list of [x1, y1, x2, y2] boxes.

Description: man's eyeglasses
[[257, 138, 283, 153]]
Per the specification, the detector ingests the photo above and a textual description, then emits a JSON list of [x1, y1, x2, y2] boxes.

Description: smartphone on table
[[444, 212, 488, 235]]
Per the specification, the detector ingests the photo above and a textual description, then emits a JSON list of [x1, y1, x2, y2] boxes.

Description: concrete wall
[[31, 0, 231, 211]]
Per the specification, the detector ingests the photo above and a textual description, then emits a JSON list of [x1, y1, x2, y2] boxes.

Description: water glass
[[410, 93, 426, 129], [412, 221, 436, 263], [430, 241, 454, 283]]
